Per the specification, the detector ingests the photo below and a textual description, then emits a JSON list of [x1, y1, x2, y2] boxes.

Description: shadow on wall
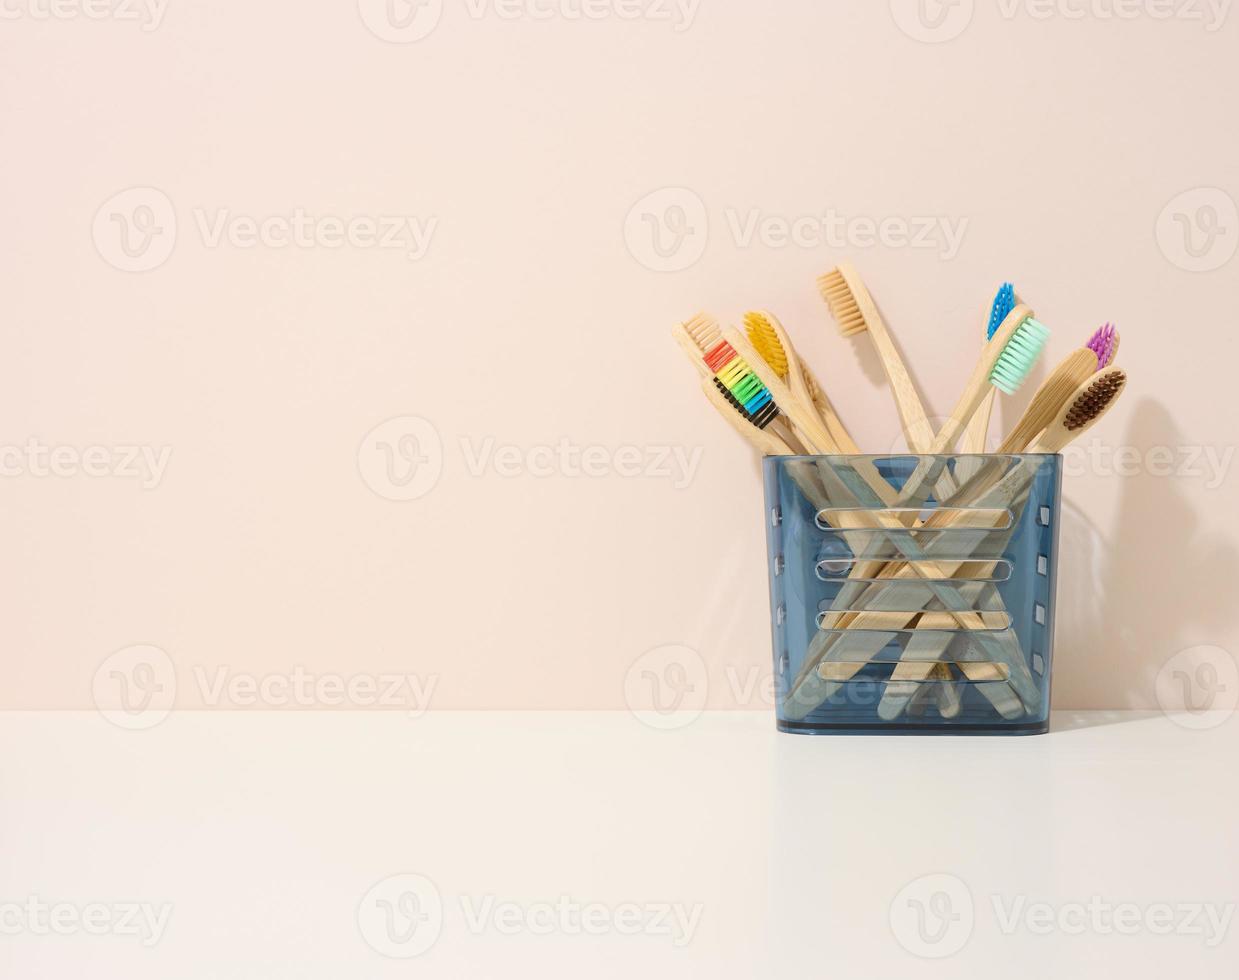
[[1053, 397, 1238, 709]]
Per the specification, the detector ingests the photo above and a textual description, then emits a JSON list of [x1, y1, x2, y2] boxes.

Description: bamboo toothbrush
[[961, 283, 1016, 453], [699, 376, 794, 456], [778, 299, 1048, 640], [858, 370, 1130, 719], [719, 327, 838, 454], [1087, 322, 1119, 369], [784, 310, 1052, 718], [995, 327, 1119, 453], [819, 263, 936, 452], [804, 302, 1050, 641], [745, 311, 861, 454], [1030, 368, 1127, 452], [925, 304, 1049, 454], [876, 329, 1120, 719], [672, 313, 809, 453]]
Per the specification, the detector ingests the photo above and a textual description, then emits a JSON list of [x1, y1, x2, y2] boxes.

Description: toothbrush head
[[817, 266, 868, 337], [990, 315, 1050, 395], [681, 312, 721, 356], [987, 283, 1016, 341], [1064, 369, 1126, 430], [704, 340, 780, 429], [1086, 323, 1118, 369], [744, 311, 789, 378]]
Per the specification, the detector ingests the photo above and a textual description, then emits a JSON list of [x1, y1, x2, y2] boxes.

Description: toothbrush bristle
[[987, 283, 1016, 341], [682, 312, 721, 356], [817, 268, 867, 337], [989, 316, 1050, 395], [1064, 370, 1126, 430], [1086, 322, 1118, 369], [704, 341, 778, 428], [744, 312, 789, 378], [712, 378, 780, 429]]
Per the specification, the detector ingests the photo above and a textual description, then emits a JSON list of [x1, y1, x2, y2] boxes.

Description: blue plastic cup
[[764, 455, 1062, 735]]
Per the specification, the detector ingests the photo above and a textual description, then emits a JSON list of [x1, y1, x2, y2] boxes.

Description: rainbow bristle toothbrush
[[704, 340, 780, 428]]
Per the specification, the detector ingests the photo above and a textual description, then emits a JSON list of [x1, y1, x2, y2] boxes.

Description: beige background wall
[[3, 0, 1236, 715]]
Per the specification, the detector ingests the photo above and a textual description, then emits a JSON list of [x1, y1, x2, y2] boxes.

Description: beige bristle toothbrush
[[818, 262, 937, 453], [807, 301, 1050, 627]]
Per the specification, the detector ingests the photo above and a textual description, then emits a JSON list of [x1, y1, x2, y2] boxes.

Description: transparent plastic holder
[[764, 455, 1062, 736]]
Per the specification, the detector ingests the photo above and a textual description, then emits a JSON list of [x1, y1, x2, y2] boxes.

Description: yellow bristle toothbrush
[[744, 311, 861, 454], [818, 262, 936, 453], [719, 327, 838, 454]]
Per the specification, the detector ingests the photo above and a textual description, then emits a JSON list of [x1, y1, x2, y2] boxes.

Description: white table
[[1, 711, 1234, 978]]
